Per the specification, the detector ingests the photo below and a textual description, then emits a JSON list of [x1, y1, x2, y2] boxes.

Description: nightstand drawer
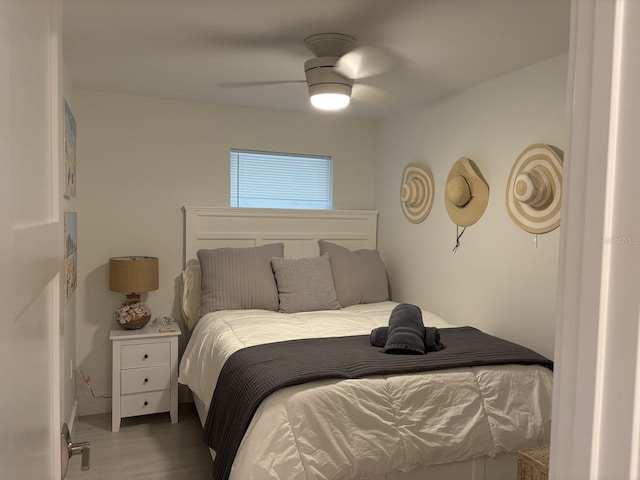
[[121, 390, 170, 418], [121, 342, 170, 369], [121, 365, 170, 394]]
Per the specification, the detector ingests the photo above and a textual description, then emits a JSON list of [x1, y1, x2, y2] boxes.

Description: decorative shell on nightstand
[[115, 301, 151, 329]]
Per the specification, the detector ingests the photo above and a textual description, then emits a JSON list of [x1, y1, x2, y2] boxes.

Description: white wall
[[376, 54, 568, 359], [73, 90, 378, 414]]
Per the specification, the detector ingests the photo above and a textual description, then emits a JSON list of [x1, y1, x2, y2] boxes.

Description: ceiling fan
[[220, 33, 396, 111]]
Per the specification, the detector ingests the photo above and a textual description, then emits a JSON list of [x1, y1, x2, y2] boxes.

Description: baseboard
[[68, 400, 78, 434]]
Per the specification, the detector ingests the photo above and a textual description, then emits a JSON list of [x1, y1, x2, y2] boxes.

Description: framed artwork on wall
[[64, 99, 77, 198], [64, 212, 77, 304], [64, 253, 77, 305]]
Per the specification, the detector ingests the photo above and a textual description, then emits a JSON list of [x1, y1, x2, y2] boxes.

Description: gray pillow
[[318, 240, 389, 307], [271, 254, 340, 314], [197, 243, 284, 315]]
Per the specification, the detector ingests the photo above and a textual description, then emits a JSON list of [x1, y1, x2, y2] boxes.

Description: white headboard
[[183, 206, 378, 267]]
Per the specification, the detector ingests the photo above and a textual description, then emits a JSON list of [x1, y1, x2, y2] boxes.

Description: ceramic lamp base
[[115, 301, 151, 329]]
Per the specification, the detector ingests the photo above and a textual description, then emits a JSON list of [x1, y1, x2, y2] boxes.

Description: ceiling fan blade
[[351, 83, 391, 106], [219, 80, 306, 88], [334, 45, 399, 80]]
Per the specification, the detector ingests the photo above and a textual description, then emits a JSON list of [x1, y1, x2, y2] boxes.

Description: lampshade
[[304, 56, 353, 111], [109, 256, 159, 293]]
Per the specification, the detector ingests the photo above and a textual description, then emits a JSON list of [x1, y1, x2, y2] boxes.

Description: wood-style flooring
[[67, 403, 213, 480]]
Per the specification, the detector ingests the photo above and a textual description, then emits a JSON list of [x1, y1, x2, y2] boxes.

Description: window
[[230, 149, 333, 209]]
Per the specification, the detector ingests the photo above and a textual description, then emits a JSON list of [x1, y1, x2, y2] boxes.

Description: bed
[[178, 206, 553, 480]]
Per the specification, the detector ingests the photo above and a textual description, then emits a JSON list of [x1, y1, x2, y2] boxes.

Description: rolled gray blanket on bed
[[425, 327, 445, 352], [371, 326, 444, 351], [369, 327, 389, 347], [383, 303, 427, 355]]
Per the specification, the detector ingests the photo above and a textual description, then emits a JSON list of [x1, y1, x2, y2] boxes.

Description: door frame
[[551, 0, 640, 478]]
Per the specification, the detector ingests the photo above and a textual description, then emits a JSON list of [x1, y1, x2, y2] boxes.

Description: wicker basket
[[518, 444, 550, 480]]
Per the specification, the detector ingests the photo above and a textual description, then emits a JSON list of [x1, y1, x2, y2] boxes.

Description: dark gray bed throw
[[203, 326, 553, 480]]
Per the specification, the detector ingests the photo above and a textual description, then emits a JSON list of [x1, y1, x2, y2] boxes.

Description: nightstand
[[110, 322, 181, 432]]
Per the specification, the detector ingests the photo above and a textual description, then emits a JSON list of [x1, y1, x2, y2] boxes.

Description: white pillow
[[180, 264, 201, 330]]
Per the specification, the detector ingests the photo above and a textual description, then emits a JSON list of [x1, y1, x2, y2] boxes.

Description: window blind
[[230, 149, 333, 209]]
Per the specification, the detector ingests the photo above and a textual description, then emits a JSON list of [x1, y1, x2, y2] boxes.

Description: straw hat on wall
[[505, 144, 563, 234], [444, 157, 490, 227], [400, 163, 435, 224]]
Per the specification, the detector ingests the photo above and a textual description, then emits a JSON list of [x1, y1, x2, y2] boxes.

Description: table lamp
[[109, 256, 159, 329]]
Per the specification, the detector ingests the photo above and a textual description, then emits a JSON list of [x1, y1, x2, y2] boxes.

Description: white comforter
[[179, 302, 552, 480]]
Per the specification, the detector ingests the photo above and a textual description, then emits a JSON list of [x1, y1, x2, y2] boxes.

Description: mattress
[[178, 301, 553, 479]]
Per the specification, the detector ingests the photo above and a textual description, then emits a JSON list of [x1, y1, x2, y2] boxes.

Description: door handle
[[61, 423, 91, 479], [70, 440, 91, 471]]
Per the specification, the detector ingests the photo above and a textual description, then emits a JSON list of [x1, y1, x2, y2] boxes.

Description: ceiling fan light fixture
[[305, 56, 353, 111], [310, 92, 350, 111], [309, 84, 352, 111]]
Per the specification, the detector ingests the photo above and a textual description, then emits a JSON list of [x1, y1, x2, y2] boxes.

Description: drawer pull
[[143, 354, 149, 360], [144, 377, 149, 384], [144, 401, 149, 406]]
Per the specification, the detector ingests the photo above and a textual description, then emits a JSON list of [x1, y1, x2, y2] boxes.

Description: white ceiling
[[63, 0, 571, 119]]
